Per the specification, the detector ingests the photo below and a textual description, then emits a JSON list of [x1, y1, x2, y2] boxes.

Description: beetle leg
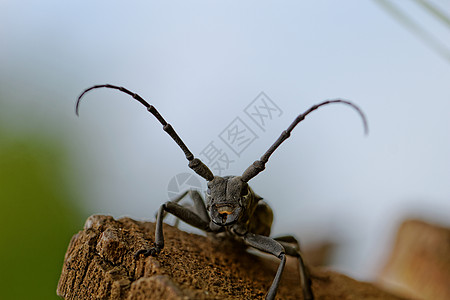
[[159, 190, 188, 220], [275, 237, 314, 300], [189, 190, 210, 223], [274, 235, 301, 248], [243, 233, 286, 300], [161, 190, 210, 228], [135, 201, 211, 258]]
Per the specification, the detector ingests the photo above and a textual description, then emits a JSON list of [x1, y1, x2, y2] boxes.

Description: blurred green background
[[0, 128, 85, 299]]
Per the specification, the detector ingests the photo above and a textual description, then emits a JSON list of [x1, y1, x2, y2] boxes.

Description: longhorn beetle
[[76, 84, 368, 300]]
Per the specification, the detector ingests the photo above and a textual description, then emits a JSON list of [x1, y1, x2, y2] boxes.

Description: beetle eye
[[240, 187, 249, 196], [206, 188, 211, 195]]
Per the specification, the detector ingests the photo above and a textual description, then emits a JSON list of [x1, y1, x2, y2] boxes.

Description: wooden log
[[378, 219, 450, 300], [58, 215, 404, 299]]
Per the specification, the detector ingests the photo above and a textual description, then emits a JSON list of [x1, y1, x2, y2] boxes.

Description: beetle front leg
[[275, 239, 314, 300], [160, 190, 210, 229], [243, 233, 287, 300], [135, 201, 211, 258]]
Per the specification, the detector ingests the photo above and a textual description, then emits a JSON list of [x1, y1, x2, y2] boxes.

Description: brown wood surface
[[378, 219, 450, 300], [57, 215, 404, 299]]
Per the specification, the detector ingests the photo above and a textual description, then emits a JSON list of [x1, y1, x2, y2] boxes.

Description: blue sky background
[[1, 0, 450, 280]]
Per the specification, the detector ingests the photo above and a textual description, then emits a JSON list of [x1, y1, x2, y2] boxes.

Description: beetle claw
[[134, 246, 161, 259]]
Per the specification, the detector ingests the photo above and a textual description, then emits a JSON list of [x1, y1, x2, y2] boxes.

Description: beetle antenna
[[76, 84, 214, 181], [241, 99, 368, 182]]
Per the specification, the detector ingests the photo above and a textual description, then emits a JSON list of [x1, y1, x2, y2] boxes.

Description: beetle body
[[76, 84, 368, 300]]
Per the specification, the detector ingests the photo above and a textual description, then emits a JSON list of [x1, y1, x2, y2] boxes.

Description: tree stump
[[378, 219, 450, 300], [57, 215, 404, 299]]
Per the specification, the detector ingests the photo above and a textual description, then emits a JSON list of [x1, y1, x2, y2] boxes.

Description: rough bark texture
[[378, 219, 450, 300], [58, 215, 404, 300]]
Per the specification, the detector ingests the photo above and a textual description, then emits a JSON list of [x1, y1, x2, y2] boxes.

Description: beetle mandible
[[76, 84, 368, 300]]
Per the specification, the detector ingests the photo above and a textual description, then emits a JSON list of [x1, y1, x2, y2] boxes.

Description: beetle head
[[206, 176, 254, 226]]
